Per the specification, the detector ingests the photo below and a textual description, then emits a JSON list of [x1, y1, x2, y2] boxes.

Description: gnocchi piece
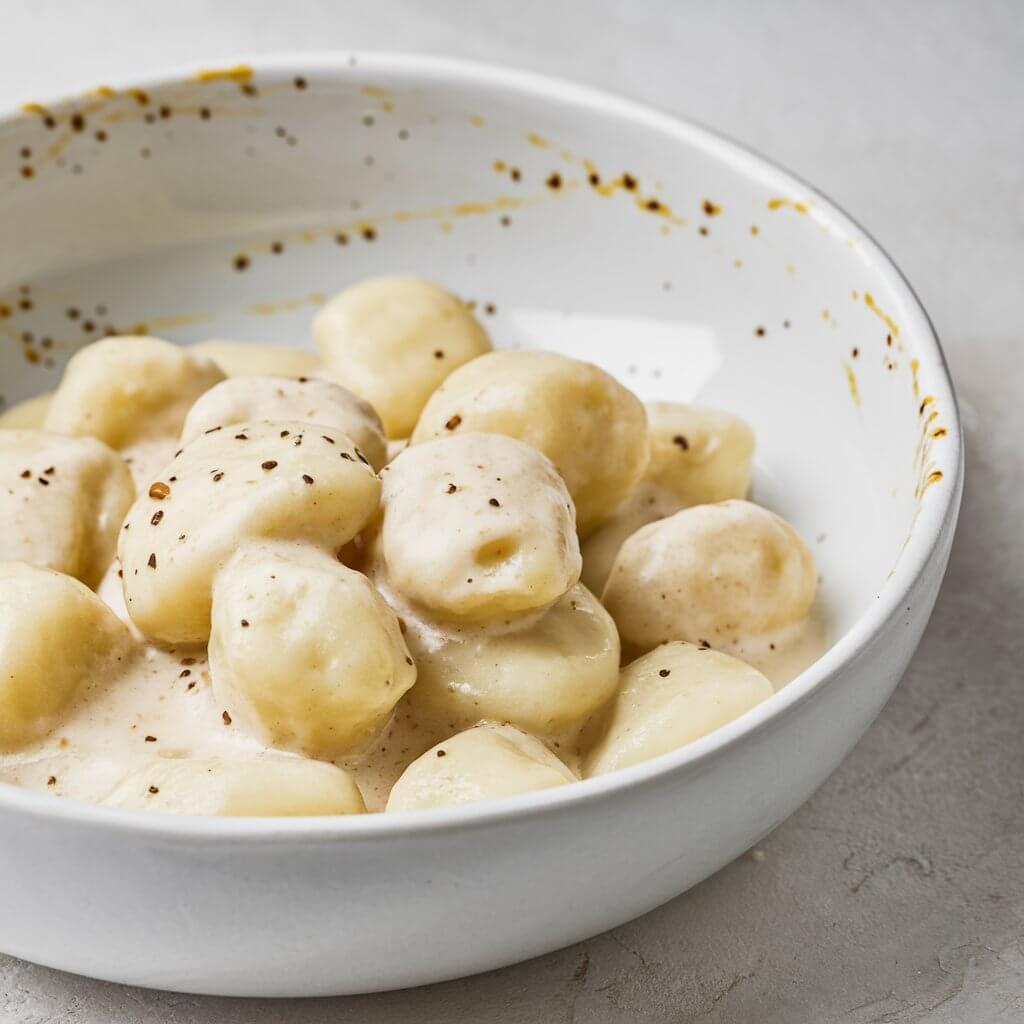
[[0, 430, 134, 587], [0, 392, 53, 429], [209, 545, 416, 759], [584, 642, 773, 775], [411, 350, 648, 535], [0, 562, 133, 750], [45, 336, 225, 449], [180, 375, 387, 470], [403, 584, 620, 737], [386, 723, 575, 812], [313, 275, 492, 438], [102, 756, 365, 816], [191, 339, 321, 379], [581, 403, 755, 593], [0, 752, 132, 804], [602, 500, 816, 658], [119, 420, 380, 644], [368, 432, 581, 624], [643, 403, 755, 507]]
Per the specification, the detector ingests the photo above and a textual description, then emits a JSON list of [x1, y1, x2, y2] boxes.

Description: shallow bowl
[[0, 53, 962, 996]]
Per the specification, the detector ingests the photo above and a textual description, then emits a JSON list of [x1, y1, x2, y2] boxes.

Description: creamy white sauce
[[0, 344, 828, 815], [720, 614, 828, 690], [0, 645, 439, 813], [0, 427, 827, 813], [1, 539, 446, 812]]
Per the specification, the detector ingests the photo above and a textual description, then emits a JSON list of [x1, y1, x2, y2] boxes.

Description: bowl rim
[[0, 50, 964, 841]]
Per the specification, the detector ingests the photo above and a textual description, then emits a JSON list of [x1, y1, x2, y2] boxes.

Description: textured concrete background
[[1, 1, 1022, 1020]]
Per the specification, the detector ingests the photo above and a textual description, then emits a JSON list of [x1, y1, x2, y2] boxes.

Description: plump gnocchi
[[412, 350, 648, 535], [0, 392, 53, 429], [642, 403, 755, 507], [581, 404, 755, 593], [585, 642, 774, 776], [403, 584, 620, 738], [386, 724, 575, 812], [45, 336, 225, 448], [313, 275, 492, 438], [181, 375, 387, 470], [602, 500, 816, 658], [102, 757, 365, 816], [209, 544, 416, 759], [0, 431, 134, 588], [368, 432, 581, 624], [119, 420, 380, 643], [0, 275, 825, 817], [191, 340, 321, 379], [0, 563, 133, 750], [0, 752, 132, 804]]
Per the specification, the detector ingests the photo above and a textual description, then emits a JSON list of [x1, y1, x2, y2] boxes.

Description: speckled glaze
[[0, 54, 962, 996]]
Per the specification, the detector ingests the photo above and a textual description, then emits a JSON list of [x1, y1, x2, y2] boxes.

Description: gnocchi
[[0, 430, 134, 588], [0, 392, 54, 430], [45, 336, 225, 449], [209, 544, 416, 758], [0, 274, 822, 817], [0, 562, 132, 750], [181, 375, 387, 470], [103, 757, 366, 816], [314, 275, 492, 438], [368, 432, 581, 624], [402, 583, 621, 738], [191, 339, 321, 379], [119, 420, 379, 643], [0, 752, 133, 805], [585, 642, 774, 775], [581, 403, 755, 593], [411, 350, 649, 535], [387, 724, 575, 812], [602, 500, 817, 660], [642, 403, 756, 508]]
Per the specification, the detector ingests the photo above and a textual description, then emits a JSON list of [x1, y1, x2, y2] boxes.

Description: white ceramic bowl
[[0, 54, 962, 997]]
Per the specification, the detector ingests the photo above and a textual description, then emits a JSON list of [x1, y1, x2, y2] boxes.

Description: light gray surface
[[1, 1, 1021, 1020]]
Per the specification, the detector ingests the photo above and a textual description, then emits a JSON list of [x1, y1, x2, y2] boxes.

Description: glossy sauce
[[0, 355, 827, 814]]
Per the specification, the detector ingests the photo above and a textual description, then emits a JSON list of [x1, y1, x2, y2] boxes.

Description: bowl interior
[[0, 55, 956, 678]]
